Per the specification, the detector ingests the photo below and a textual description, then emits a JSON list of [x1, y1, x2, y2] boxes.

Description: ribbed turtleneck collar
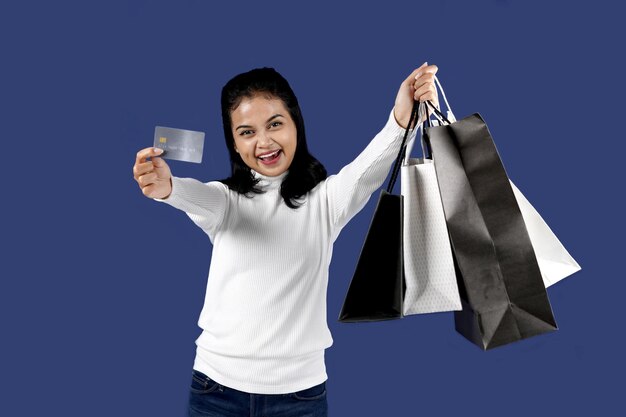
[[251, 169, 289, 189]]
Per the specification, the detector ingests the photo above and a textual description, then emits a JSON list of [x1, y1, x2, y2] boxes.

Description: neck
[[251, 169, 289, 189]]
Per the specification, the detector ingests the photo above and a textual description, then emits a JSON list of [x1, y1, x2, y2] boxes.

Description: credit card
[[153, 126, 205, 163]]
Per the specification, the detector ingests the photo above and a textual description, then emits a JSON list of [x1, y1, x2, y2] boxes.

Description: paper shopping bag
[[428, 74, 580, 289], [338, 189, 405, 322], [400, 127, 462, 315], [424, 100, 558, 350], [338, 101, 421, 322], [510, 180, 582, 287]]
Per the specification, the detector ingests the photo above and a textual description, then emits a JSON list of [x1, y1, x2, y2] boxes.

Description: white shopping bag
[[509, 180, 581, 287], [401, 105, 462, 314]]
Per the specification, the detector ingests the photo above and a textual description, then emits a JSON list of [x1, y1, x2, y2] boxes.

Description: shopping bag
[[398, 116, 577, 316], [510, 181, 582, 287], [427, 75, 580, 289], [423, 96, 559, 350], [400, 103, 462, 315], [338, 101, 421, 322]]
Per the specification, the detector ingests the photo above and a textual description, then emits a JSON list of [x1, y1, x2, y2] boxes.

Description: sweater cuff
[[153, 176, 180, 205], [386, 107, 418, 142]]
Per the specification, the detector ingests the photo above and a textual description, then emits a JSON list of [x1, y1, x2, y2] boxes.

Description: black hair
[[217, 67, 327, 209]]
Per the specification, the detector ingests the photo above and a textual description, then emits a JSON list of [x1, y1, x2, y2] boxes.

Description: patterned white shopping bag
[[401, 153, 462, 315]]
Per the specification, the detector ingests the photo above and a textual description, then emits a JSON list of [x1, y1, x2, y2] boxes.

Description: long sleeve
[[153, 176, 229, 241], [176, 108, 416, 394], [324, 107, 418, 238]]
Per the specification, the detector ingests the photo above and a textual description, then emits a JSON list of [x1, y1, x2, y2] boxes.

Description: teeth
[[259, 150, 279, 159]]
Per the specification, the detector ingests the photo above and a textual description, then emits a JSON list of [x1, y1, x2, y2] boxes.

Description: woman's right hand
[[393, 62, 439, 129], [133, 147, 173, 199]]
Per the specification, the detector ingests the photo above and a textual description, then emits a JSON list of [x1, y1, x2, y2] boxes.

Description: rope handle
[[386, 100, 420, 193]]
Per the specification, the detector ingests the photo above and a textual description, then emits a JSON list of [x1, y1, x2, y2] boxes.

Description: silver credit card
[[153, 126, 205, 163]]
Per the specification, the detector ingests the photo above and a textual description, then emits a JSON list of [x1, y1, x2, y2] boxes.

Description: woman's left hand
[[393, 62, 440, 129]]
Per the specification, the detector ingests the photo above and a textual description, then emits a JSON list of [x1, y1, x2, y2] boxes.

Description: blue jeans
[[187, 369, 329, 417]]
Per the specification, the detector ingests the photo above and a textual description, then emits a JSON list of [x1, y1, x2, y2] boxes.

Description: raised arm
[[153, 176, 229, 240], [324, 107, 417, 236], [324, 63, 440, 238]]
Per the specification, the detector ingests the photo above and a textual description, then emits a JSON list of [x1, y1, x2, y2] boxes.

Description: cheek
[[234, 140, 249, 155], [286, 129, 298, 151]]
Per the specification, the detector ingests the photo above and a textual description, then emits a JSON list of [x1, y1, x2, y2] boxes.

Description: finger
[[133, 161, 154, 180], [417, 92, 437, 103], [141, 182, 159, 197], [413, 72, 435, 91], [414, 81, 437, 101], [151, 155, 167, 168], [415, 64, 438, 78], [415, 85, 438, 103], [404, 62, 428, 85], [412, 63, 438, 80], [138, 171, 158, 188], [135, 147, 164, 166], [422, 64, 438, 75]]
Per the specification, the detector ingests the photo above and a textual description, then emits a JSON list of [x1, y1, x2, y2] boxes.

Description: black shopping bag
[[423, 100, 558, 350], [338, 101, 421, 322]]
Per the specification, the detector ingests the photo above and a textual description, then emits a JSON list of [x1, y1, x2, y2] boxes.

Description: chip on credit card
[[153, 126, 205, 163]]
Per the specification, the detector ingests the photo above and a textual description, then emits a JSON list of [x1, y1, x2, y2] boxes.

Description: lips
[[257, 149, 281, 159]]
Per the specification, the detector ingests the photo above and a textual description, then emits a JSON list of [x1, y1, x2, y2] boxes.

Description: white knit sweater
[[153, 108, 416, 394]]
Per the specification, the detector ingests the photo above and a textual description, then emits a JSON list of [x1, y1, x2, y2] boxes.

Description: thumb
[[151, 148, 166, 166], [152, 157, 167, 169], [404, 61, 428, 84]]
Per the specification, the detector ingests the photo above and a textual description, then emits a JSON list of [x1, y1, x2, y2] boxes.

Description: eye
[[239, 129, 253, 136], [269, 121, 282, 128]]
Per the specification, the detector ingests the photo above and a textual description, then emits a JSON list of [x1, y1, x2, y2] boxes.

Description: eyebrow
[[236, 114, 284, 130]]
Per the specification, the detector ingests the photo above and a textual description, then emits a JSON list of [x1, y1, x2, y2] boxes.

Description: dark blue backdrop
[[2, 0, 624, 416]]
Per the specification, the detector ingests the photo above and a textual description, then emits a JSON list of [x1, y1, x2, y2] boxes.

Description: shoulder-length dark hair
[[217, 67, 327, 209]]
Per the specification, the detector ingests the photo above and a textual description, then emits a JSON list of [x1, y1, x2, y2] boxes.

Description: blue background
[[2, 0, 624, 416]]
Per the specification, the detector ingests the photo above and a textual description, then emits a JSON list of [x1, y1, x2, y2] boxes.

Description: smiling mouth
[[257, 149, 281, 160]]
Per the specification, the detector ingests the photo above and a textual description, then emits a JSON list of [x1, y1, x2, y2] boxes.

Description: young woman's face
[[230, 94, 297, 177]]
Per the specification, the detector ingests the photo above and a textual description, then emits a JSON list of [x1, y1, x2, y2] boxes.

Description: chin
[[260, 169, 287, 177]]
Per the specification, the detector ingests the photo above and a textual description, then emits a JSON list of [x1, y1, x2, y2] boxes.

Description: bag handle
[[433, 74, 456, 122], [402, 74, 456, 165], [425, 100, 451, 126], [386, 100, 420, 193], [387, 98, 447, 192], [386, 74, 457, 192]]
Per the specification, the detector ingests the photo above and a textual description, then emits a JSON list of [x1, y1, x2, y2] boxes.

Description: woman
[[133, 63, 439, 417]]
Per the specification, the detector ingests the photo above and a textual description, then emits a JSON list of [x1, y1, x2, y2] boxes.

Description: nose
[[257, 130, 273, 147]]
